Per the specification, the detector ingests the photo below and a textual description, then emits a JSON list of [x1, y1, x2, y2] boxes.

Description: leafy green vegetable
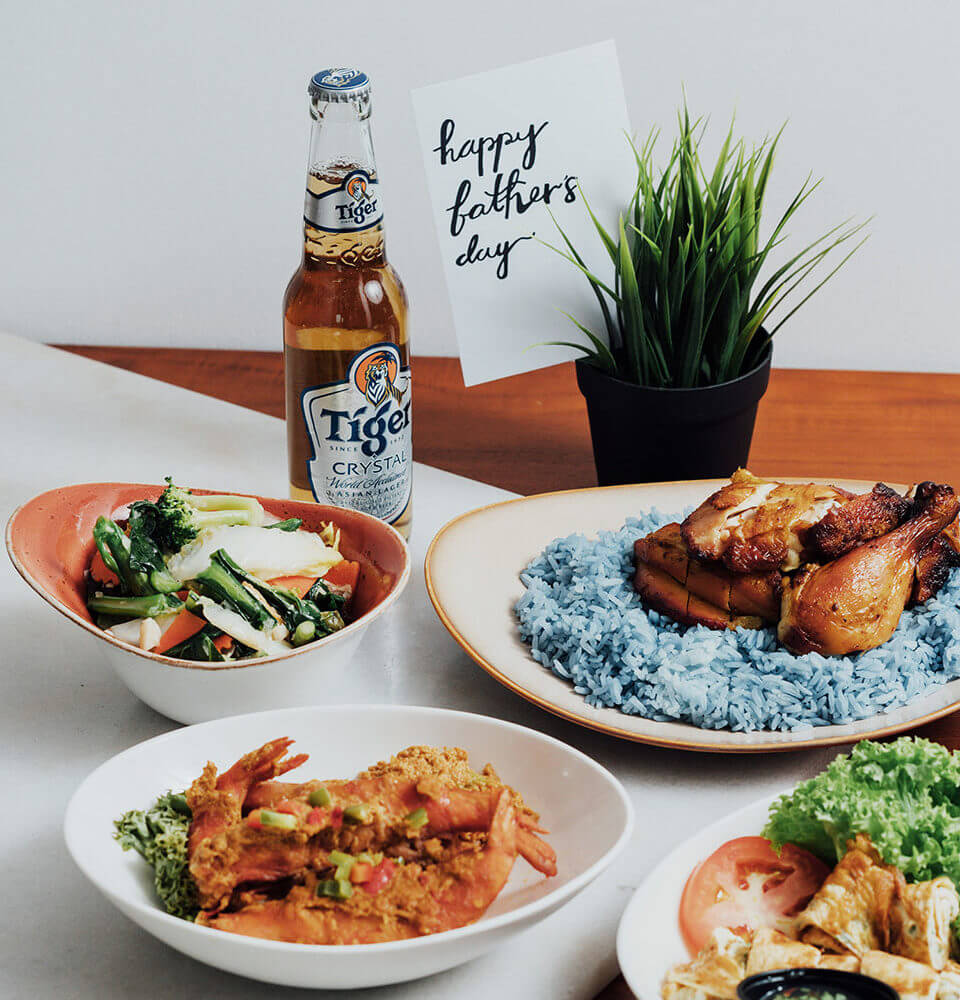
[[127, 501, 181, 593], [93, 516, 149, 596], [212, 550, 345, 637], [189, 551, 274, 631], [114, 791, 199, 920], [163, 624, 227, 661], [764, 737, 960, 886], [264, 517, 302, 532]]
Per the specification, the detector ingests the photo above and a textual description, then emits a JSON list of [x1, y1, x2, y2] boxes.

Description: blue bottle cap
[[308, 68, 371, 101]]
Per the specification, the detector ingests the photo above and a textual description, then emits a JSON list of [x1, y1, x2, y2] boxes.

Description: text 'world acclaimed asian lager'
[[284, 68, 412, 538]]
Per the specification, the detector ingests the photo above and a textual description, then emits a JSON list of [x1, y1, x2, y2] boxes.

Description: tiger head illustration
[[355, 351, 404, 406]]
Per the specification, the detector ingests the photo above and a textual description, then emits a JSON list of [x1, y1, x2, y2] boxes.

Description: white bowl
[[6, 483, 410, 724], [65, 704, 633, 990]]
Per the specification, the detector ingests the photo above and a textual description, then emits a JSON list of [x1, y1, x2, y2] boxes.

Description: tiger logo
[[354, 350, 406, 407], [345, 174, 369, 204]]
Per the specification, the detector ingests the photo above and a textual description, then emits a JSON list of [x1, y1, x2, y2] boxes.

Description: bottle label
[[304, 169, 383, 233], [300, 342, 412, 524]]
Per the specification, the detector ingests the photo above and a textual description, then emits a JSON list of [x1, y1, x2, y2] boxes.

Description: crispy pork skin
[[633, 559, 763, 631], [808, 483, 912, 560], [634, 524, 781, 624], [779, 483, 960, 656], [910, 517, 960, 606], [681, 469, 851, 572]]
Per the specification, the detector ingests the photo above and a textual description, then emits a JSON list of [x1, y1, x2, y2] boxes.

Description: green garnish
[[291, 621, 316, 646], [114, 791, 198, 920], [328, 850, 355, 880], [317, 878, 354, 900], [765, 737, 960, 883], [264, 518, 303, 531], [355, 851, 383, 866], [259, 809, 297, 830], [404, 807, 428, 831], [343, 803, 370, 825], [308, 786, 331, 808], [88, 592, 184, 619]]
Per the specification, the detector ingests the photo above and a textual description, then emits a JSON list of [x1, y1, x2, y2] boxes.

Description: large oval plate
[[424, 479, 960, 752]]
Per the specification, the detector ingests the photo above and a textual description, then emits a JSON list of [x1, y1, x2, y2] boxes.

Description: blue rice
[[515, 509, 960, 732]]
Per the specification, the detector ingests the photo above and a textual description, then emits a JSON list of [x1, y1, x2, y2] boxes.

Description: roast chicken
[[633, 471, 960, 656]]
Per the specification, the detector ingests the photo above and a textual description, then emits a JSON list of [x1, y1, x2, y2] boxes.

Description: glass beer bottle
[[284, 68, 412, 538]]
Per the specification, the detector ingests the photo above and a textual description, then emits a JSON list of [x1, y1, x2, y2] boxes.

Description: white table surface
[[0, 333, 845, 999]]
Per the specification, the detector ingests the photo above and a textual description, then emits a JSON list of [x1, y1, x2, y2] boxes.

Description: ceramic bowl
[[65, 704, 633, 989], [6, 482, 409, 723]]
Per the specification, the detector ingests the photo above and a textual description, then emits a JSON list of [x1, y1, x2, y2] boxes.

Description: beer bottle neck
[[302, 102, 386, 266]]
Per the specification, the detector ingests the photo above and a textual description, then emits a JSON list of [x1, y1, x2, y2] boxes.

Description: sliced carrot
[[212, 633, 233, 654], [89, 550, 120, 588], [155, 609, 206, 654], [321, 561, 360, 592], [265, 575, 318, 598]]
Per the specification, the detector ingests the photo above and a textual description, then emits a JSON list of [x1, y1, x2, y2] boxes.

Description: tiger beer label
[[304, 169, 383, 234], [300, 343, 411, 523]]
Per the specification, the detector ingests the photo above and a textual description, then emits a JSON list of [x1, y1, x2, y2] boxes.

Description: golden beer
[[284, 68, 411, 538]]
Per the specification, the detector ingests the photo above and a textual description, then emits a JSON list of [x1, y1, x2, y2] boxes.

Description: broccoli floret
[[155, 478, 264, 552]]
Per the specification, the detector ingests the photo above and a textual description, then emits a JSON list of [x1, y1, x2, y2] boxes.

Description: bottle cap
[[308, 68, 371, 102]]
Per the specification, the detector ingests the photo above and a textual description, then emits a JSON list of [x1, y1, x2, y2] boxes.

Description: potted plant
[[549, 106, 868, 485]]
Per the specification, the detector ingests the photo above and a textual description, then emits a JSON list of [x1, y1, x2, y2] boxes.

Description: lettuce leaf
[[114, 791, 199, 920], [763, 737, 960, 886]]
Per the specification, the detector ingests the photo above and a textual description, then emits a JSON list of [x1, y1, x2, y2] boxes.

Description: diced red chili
[[330, 806, 343, 829], [307, 807, 324, 826], [246, 811, 264, 830], [362, 859, 396, 895], [275, 799, 300, 816]]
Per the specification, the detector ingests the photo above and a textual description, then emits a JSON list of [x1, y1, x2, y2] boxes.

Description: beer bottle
[[284, 68, 412, 539]]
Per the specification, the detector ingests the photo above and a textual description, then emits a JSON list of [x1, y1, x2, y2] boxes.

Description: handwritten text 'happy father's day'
[[434, 119, 577, 280]]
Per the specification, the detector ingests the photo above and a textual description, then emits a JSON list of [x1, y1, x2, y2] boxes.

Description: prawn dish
[[115, 739, 557, 945]]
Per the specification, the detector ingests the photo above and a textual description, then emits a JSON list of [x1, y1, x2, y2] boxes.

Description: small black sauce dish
[[738, 968, 900, 1000]]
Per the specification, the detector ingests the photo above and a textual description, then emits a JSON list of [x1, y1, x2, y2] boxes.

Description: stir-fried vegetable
[[265, 518, 302, 532], [188, 553, 275, 631], [155, 478, 265, 551], [86, 478, 351, 663], [88, 593, 184, 619], [127, 502, 181, 593]]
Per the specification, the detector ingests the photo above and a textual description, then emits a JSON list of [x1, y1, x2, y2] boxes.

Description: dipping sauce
[[738, 970, 899, 1000]]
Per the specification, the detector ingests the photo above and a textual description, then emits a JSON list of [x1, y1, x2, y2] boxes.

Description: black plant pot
[[576, 345, 772, 485]]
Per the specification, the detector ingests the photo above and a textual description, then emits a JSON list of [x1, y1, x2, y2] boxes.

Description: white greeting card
[[412, 41, 634, 386]]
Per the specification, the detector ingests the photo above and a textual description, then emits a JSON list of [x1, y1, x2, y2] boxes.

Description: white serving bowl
[[6, 482, 410, 723], [65, 704, 633, 990]]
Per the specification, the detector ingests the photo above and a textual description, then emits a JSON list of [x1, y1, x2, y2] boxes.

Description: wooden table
[[55, 345, 960, 1000]]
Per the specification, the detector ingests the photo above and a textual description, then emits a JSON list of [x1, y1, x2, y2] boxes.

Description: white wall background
[[1, 0, 957, 373]]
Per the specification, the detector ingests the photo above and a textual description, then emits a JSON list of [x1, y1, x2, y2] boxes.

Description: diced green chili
[[317, 878, 354, 900], [328, 850, 355, 880], [308, 786, 331, 808], [343, 803, 370, 825], [259, 809, 297, 830], [403, 807, 429, 831]]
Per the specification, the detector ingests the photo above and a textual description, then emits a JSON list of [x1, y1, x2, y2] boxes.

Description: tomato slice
[[678, 836, 829, 955]]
